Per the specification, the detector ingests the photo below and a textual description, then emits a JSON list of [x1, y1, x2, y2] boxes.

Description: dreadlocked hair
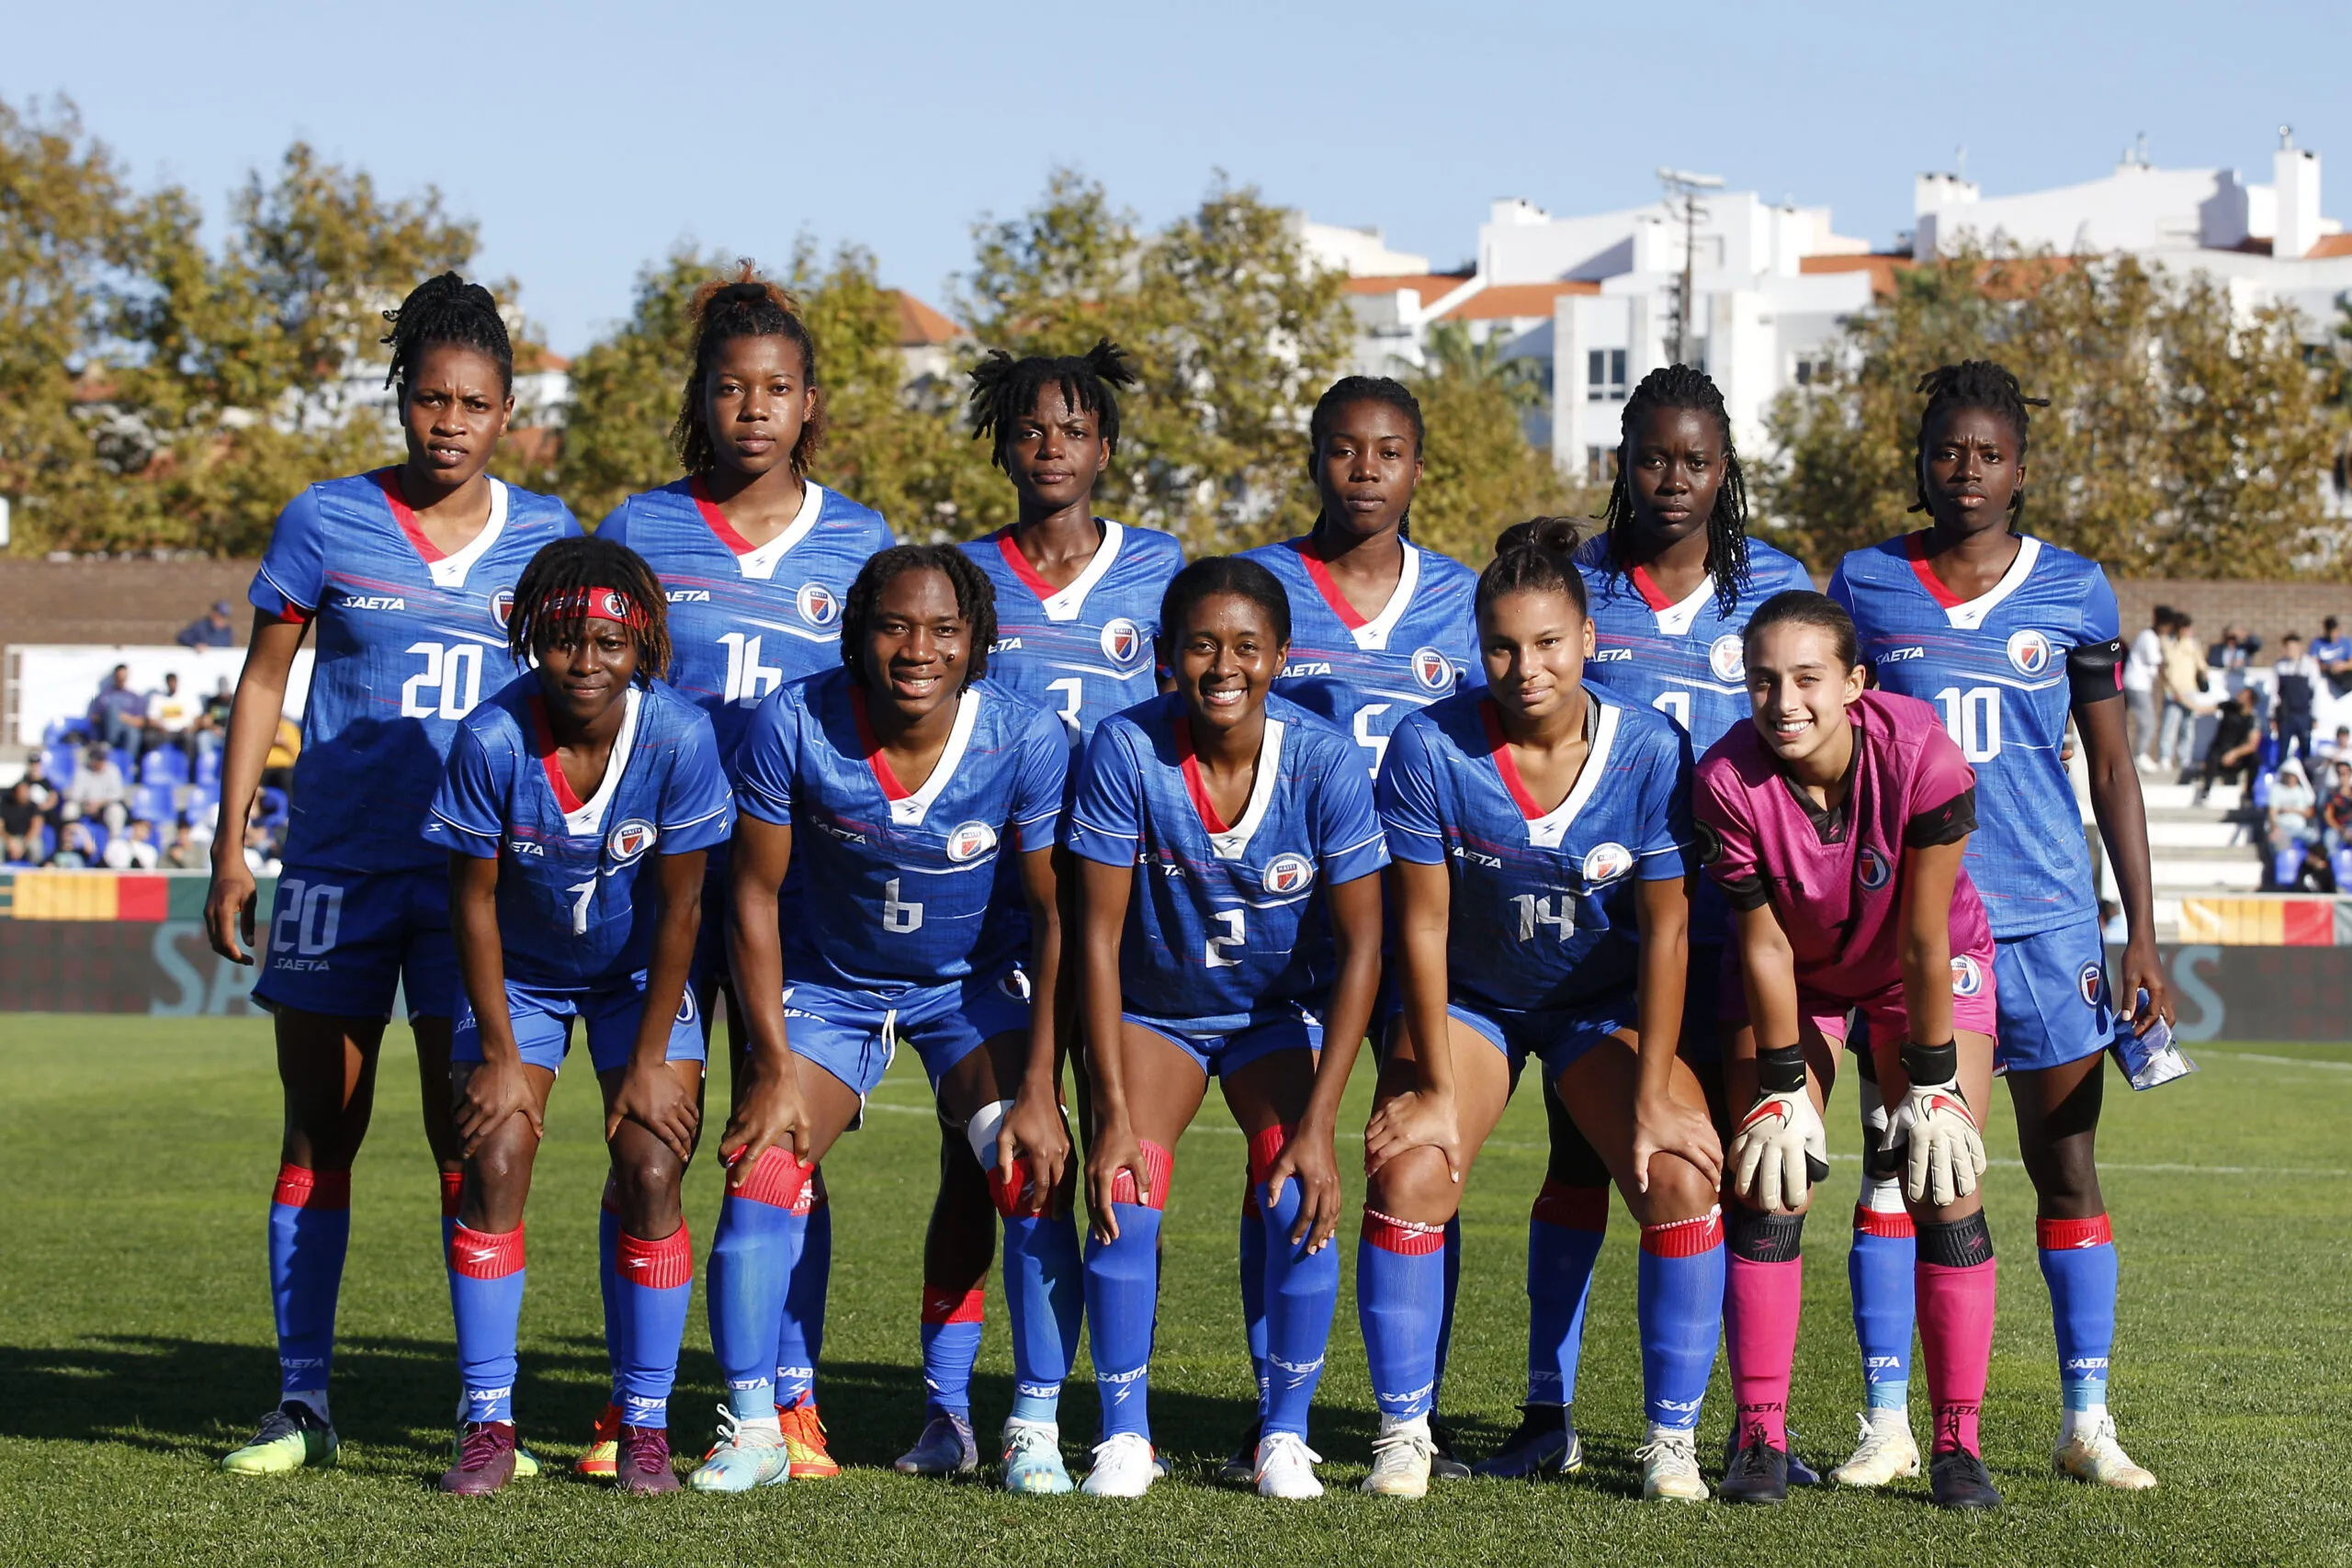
[[1306, 376, 1425, 541], [1909, 359, 2050, 520], [505, 537, 673, 684], [673, 262, 827, 479], [1598, 364, 1749, 616], [1159, 556, 1292, 652], [1476, 516, 1589, 620], [967, 339, 1137, 470], [841, 545, 997, 692], [380, 272, 513, 395]]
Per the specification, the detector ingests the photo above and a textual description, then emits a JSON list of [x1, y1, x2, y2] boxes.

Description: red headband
[[535, 586, 648, 630]]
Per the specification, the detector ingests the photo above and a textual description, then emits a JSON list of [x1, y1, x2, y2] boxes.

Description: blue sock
[[1527, 1181, 1607, 1405], [447, 1222, 526, 1424], [920, 1284, 984, 1420], [776, 1192, 830, 1404], [1256, 1134, 1340, 1439], [1358, 1209, 1446, 1421], [268, 1165, 349, 1404], [1238, 1183, 1269, 1420], [1003, 1204, 1083, 1425], [2038, 1215, 2120, 1416], [1432, 1215, 1461, 1405], [707, 1149, 811, 1418], [614, 1224, 693, 1429], [597, 1199, 621, 1405], [1636, 1212, 1725, 1431], [1082, 1141, 1170, 1442], [1851, 1193, 1917, 1411]]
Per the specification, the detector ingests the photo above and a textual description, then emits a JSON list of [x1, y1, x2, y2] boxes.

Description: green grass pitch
[[2, 1017, 2346, 1566]]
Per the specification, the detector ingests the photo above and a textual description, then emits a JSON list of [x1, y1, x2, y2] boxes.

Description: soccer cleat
[[1720, 1430, 1790, 1505], [1832, 1411, 1922, 1487], [1218, 1418, 1263, 1486], [776, 1396, 841, 1480], [1930, 1447, 2003, 1510], [894, 1412, 978, 1475], [574, 1403, 622, 1479], [689, 1408, 791, 1492], [1079, 1432, 1163, 1497], [1428, 1417, 1471, 1481], [615, 1426, 680, 1495], [439, 1420, 518, 1495], [1253, 1432, 1324, 1500], [1472, 1403, 1585, 1478], [447, 1393, 541, 1481], [1786, 1446, 1822, 1487], [1001, 1419, 1073, 1495], [1634, 1429, 1709, 1502], [1362, 1415, 1435, 1498], [220, 1400, 338, 1475], [2054, 1416, 2157, 1490]]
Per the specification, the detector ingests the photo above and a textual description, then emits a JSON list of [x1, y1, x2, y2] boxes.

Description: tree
[[553, 246, 715, 528], [1397, 322, 1594, 563]]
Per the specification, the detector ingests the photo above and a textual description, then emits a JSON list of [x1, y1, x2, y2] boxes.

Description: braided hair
[[1477, 516, 1589, 619], [1598, 364, 1749, 616], [967, 339, 1137, 469], [1306, 376, 1424, 541], [1159, 556, 1292, 650], [840, 545, 997, 692], [505, 537, 673, 684], [380, 272, 513, 395], [1909, 359, 2050, 522], [673, 263, 827, 479]]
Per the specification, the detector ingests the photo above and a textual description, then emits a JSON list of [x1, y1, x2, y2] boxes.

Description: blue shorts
[[1993, 918, 2119, 1073], [1442, 990, 1637, 1086], [453, 971, 707, 1076], [1125, 1001, 1322, 1078], [781, 963, 1032, 1100], [252, 863, 457, 1022]]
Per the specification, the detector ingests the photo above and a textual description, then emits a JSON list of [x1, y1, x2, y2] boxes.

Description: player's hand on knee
[[1085, 1123, 1150, 1244], [1632, 1088, 1723, 1194], [455, 1058, 540, 1156], [719, 1065, 809, 1180], [1268, 1128, 1344, 1254], [1001, 1087, 1071, 1218], [609, 1060, 699, 1161], [1363, 1089, 1461, 1183]]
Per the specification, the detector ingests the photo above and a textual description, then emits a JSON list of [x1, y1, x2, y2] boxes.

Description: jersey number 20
[[400, 642, 484, 719]]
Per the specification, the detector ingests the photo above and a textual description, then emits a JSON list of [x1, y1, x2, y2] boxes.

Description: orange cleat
[[777, 1395, 842, 1480], [574, 1403, 622, 1480]]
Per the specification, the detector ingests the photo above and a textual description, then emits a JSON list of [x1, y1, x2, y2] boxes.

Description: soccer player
[[693, 546, 1071, 1493], [1361, 524, 1724, 1502], [1829, 362, 2171, 1491], [1696, 588, 2003, 1510], [888, 342, 1182, 1485], [207, 274, 581, 1475], [593, 268, 893, 1480], [425, 539, 733, 1495], [1232, 375, 1479, 1478], [1067, 557, 1386, 1499]]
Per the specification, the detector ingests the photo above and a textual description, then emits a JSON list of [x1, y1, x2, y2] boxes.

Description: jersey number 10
[[1934, 685, 2004, 762]]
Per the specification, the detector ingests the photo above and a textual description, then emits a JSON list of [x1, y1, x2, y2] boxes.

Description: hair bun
[[1493, 515, 1582, 557]]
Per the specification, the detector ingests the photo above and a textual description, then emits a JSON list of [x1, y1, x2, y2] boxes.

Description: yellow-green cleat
[[221, 1401, 338, 1475]]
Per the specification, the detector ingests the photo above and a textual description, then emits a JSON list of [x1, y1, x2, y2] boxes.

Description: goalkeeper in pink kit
[[1690, 590, 2002, 1511]]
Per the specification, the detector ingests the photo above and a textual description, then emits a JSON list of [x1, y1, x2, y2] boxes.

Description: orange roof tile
[[1437, 280, 1600, 321], [1342, 272, 1474, 302], [2305, 233, 2352, 259], [888, 290, 963, 347], [1798, 253, 1915, 298]]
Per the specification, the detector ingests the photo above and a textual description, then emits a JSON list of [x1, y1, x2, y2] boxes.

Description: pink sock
[[1726, 1251, 1803, 1449], [1917, 1248, 1997, 1455]]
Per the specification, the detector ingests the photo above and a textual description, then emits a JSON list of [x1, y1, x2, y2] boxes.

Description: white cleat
[[1253, 1432, 1324, 1500], [1833, 1411, 1923, 1487], [1079, 1432, 1162, 1497], [1635, 1428, 1710, 1502], [2055, 1416, 2157, 1490], [1362, 1414, 1434, 1498]]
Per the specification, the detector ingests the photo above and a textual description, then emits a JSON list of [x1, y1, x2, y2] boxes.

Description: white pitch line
[[2203, 1051, 2352, 1072]]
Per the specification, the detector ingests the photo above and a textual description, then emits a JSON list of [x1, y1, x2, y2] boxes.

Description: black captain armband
[[1903, 787, 1977, 847], [2068, 637, 2127, 706]]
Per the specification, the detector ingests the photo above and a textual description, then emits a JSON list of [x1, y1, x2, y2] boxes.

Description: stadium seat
[[109, 747, 134, 781], [187, 783, 219, 823], [141, 749, 189, 786], [131, 784, 176, 823], [41, 717, 80, 749], [2334, 846, 2352, 887], [257, 787, 289, 828], [2274, 845, 2303, 888], [2252, 770, 2275, 809], [195, 748, 221, 787], [42, 746, 77, 784]]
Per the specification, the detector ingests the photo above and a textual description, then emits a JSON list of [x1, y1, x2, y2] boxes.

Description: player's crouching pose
[[1361, 526, 1725, 1503], [696, 546, 1074, 1493], [1697, 591, 2002, 1511], [1069, 558, 1386, 1500], [424, 539, 735, 1495]]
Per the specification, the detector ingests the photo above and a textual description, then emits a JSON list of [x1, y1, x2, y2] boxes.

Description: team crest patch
[[1950, 953, 1984, 998], [1857, 844, 1893, 890], [607, 818, 658, 864], [489, 587, 514, 629], [1709, 633, 1747, 684], [1262, 852, 1316, 895], [1411, 646, 1454, 694], [598, 590, 633, 621], [945, 820, 999, 863], [2007, 628, 2053, 676], [797, 582, 841, 627], [1582, 841, 1634, 885], [2077, 960, 2109, 1009], [1100, 617, 1145, 667]]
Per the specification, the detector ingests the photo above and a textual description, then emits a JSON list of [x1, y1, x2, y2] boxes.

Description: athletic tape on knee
[[1107, 1141, 1173, 1210], [1916, 1212, 1995, 1269], [1728, 1206, 1805, 1263]]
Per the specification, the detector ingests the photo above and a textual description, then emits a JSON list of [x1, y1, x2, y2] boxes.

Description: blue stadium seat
[[141, 749, 189, 785], [131, 784, 176, 823], [195, 748, 221, 787], [2252, 770, 2275, 809], [41, 717, 81, 749], [2274, 845, 2304, 887], [257, 786, 289, 828], [2334, 846, 2352, 887], [109, 747, 134, 781]]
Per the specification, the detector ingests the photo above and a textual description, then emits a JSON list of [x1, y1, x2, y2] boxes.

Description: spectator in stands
[[195, 677, 234, 757], [2324, 761, 2352, 856], [2126, 605, 2168, 768], [65, 744, 128, 815], [242, 805, 282, 877], [2, 779, 42, 864], [2285, 838, 2338, 894], [162, 819, 207, 870], [2268, 757, 2316, 858], [2207, 624, 2257, 672], [2157, 610, 2207, 773], [175, 600, 238, 649], [2320, 725, 2352, 764], [2197, 685, 2265, 806], [144, 671, 200, 767], [105, 815, 161, 870], [18, 756, 59, 823], [259, 716, 300, 798], [51, 805, 99, 869], [2312, 615, 2352, 699], [87, 664, 149, 754], [2274, 633, 2322, 764]]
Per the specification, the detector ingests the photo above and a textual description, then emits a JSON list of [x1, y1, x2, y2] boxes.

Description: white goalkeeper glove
[[1727, 1045, 1829, 1213], [1877, 1040, 1986, 1206]]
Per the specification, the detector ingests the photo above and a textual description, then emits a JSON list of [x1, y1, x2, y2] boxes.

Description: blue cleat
[[895, 1412, 978, 1476], [688, 1408, 791, 1493], [1000, 1419, 1073, 1495]]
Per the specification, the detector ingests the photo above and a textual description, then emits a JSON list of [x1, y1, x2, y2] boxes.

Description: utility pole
[[1657, 167, 1724, 367]]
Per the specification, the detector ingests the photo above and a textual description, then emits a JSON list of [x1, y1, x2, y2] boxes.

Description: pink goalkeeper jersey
[[1692, 688, 1989, 1003]]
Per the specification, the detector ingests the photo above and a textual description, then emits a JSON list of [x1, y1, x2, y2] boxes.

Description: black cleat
[[1217, 1418, 1262, 1486], [1472, 1404, 1585, 1478], [1723, 1418, 1822, 1486], [1929, 1448, 2003, 1510], [1720, 1430, 1790, 1505], [1429, 1418, 1471, 1481]]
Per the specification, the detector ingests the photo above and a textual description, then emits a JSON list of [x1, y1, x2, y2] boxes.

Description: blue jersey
[[731, 669, 1068, 989], [422, 678, 735, 988], [1577, 536, 1814, 945], [595, 479, 894, 761], [1376, 685, 1693, 1014], [960, 520, 1184, 749], [1830, 532, 2121, 939], [250, 470, 581, 874], [1065, 693, 1388, 1034], [1241, 536, 1481, 780]]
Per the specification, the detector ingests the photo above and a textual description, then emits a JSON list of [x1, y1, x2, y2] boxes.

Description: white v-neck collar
[[1202, 717, 1284, 860], [427, 479, 508, 589], [1032, 519, 1124, 622], [1519, 702, 1617, 851], [1933, 535, 2041, 630], [1348, 543, 1421, 649], [1652, 572, 1713, 637], [734, 482, 827, 582], [885, 689, 982, 828], [560, 685, 641, 837]]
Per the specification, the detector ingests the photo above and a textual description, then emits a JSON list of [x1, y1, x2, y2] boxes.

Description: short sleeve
[[424, 724, 509, 858], [1632, 726, 1696, 881], [1824, 558, 1856, 618], [252, 488, 328, 622], [1373, 715, 1447, 865], [1064, 722, 1147, 867], [1904, 724, 1978, 847], [593, 497, 635, 543], [656, 708, 736, 852], [1313, 735, 1390, 885], [1006, 704, 1071, 853], [731, 689, 802, 828], [1692, 755, 1770, 909], [2068, 569, 2125, 706]]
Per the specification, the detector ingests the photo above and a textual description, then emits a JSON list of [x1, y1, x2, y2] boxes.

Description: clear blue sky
[[11, 0, 2347, 354]]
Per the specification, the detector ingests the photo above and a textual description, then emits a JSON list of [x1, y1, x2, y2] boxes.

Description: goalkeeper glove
[[1875, 1039, 1985, 1207], [1727, 1045, 1829, 1213]]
